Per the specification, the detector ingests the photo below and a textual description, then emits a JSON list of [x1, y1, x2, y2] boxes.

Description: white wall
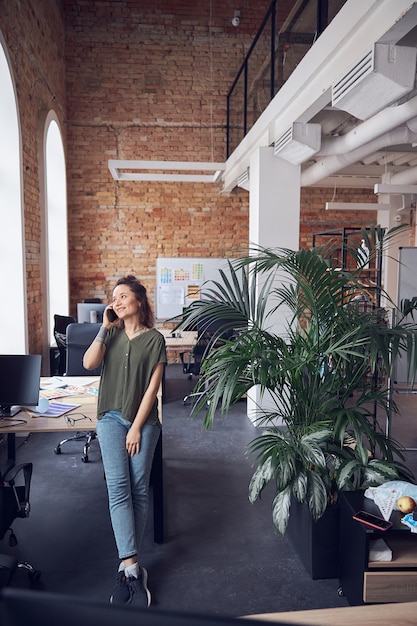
[[0, 38, 27, 354]]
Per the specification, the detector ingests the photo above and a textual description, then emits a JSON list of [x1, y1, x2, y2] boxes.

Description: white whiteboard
[[156, 257, 235, 319]]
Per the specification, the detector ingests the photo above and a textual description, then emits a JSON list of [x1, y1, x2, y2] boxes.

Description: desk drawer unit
[[363, 534, 417, 603], [363, 570, 417, 603]]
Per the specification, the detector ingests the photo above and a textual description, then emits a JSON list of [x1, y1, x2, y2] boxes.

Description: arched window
[[44, 115, 68, 345], [0, 37, 27, 353]]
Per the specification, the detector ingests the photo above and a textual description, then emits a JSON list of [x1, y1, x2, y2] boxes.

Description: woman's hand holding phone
[[105, 307, 118, 323]]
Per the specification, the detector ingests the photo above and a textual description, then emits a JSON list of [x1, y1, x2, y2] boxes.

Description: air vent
[[332, 44, 417, 120], [274, 128, 294, 155], [237, 168, 249, 189], [332, 49, 374, 106], [274, 123, 321, 164]]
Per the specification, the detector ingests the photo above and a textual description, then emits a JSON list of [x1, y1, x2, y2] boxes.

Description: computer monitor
[[77, 302, 107, 324], [0, 354, 42, 417]]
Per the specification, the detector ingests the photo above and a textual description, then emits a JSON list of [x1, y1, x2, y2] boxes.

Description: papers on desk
[[40, 377, 99, 399], [39, 388, 73, 400], [41, 376, 98, 389], [31, 402, 80, 418]]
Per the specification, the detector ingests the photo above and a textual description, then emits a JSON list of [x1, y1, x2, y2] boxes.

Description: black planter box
[[286, 499, 340, 580]]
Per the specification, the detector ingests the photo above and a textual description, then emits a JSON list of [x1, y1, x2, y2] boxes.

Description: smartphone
[[352, 510, 392, 531], [106, 308, 118, 322]]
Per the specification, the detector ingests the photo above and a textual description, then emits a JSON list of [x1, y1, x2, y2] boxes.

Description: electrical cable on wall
[[209, 0, 214, 163]]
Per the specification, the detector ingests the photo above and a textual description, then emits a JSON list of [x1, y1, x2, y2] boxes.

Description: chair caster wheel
[[54, 447, 61, 455], [337, 587, 344, 597], [29, 569, 41, 583], [81, 455, 89, 463]]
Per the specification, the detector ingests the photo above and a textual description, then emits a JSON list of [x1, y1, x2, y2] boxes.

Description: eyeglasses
[[65, 414, 92, 427]]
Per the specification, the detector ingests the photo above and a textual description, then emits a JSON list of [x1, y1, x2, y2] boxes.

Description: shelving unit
[[312, 227, 383, 306], [312, 227, 385, 433]]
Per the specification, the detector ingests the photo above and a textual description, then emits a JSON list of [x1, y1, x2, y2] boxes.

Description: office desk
[[0, 377, 99, 465], [160, 329, 197, 364], [245, 601, 417, 625], [162, 329, 197, 345], [0, 377, 164, 543]]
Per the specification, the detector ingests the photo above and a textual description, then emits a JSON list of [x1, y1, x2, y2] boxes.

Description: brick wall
[[0, 0, 67, 355], [0, 0, 379, 354], [64, 0, 272, 314]]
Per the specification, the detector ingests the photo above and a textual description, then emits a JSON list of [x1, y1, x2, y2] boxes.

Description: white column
[[249, 147, 300, 250], [246, 147, 301, 424], [378, 173, 412, 306]]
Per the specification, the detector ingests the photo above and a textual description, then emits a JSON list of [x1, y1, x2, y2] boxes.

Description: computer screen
[[77, 302, 107, 323], [0, 354, 42, 417]]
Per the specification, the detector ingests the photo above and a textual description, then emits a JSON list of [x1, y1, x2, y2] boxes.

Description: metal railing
[[226, 0, 346, 157]]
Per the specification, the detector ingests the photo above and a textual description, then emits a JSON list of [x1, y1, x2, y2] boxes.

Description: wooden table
[[160, 329, 197, 364], [0, 377, 99, 465], [0, 376, 164, 543], [244, 601, 417, 625]]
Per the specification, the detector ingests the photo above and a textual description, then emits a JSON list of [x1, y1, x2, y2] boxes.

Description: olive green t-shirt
[[97, 327, 167, 426]]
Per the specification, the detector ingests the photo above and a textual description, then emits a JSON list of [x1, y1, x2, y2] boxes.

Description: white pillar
[[246, 147, 301, 424], [249, 147, 300, 250], [378, 173, 412, 306]]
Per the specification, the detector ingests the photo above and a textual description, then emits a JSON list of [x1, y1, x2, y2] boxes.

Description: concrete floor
[[1, 365, 417, 619]]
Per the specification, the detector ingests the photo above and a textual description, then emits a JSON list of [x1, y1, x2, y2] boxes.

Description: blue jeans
[[96, 411, 161, 560]]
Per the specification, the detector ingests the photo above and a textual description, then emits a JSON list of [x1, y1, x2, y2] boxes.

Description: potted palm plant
[[177, 225, 417, 578]]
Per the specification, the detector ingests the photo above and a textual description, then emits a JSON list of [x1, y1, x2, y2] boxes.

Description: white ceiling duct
[[317, 95, 417, 157], [274, 123, 321, 164], [389, 165, 417, 185], [301, 127, 417, 187], [331, 43, 417, 120], [405, 116, 417, 134]]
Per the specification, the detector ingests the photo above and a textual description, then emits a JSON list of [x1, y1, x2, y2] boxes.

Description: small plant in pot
[[177, 226, 417, 549]]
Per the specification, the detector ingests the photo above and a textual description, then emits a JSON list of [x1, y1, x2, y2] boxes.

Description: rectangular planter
[[286, 499, 340, 580]]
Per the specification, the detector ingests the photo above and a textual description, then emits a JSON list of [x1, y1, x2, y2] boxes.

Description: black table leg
[[3, 433, 16, 473], [151, 431, 164, 543]]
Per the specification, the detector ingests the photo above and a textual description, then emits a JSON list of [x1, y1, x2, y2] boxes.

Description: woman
[[83, 275, 166, 608]]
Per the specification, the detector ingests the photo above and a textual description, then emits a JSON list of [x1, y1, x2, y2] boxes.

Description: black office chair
[[54, 323, 102, 462], [180, 320, 235, 405], [65, 322, 102, 377], [53, 314, 76, 376], [180, 331, 210, 404], [0, 462, 41, 587]]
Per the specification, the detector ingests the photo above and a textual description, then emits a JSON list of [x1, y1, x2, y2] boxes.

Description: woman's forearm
[[132, 362, 164, 429], [83, 325, 108, 370]]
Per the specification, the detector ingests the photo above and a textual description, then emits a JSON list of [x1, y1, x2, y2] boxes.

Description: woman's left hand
[[126, 427, 141, 456]]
